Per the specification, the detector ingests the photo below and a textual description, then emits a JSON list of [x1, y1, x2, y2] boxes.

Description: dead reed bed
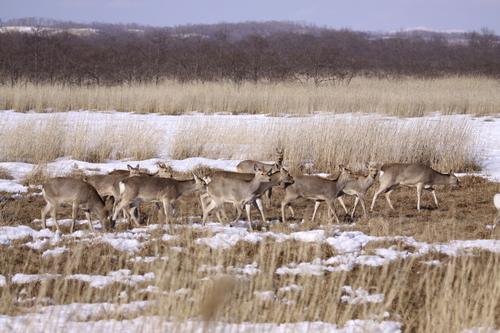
[[1, 76, 498, 117], [0, 113, 160, 163], [170, 115, 480, 173]]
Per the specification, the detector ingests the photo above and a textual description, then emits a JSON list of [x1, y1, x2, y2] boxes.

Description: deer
[[336, 162, 379, 218], [41, 177, 113, 233], [201, 165, 272, 231], [111, 174, 206, 227], [236, 148, 284, 208], [369, 163, 460, 212], [108, 164, 141, 176], [201, 166, 294, 225], [493, 193, 500, 229], [281, 165, 357, 224], [86, 162, 173, 221]]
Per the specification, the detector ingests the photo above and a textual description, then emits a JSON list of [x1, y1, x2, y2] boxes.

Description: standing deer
[[111, 174, 206, 227], [87, 163, 173, 223], [370, 163, 460, 212], [41, 177, 112, 233], [201, 166, 294, 224], [281, 165, 357, 224], [493, 193, 500, 228], [236, 148, 284, 208], [202, 165, 272, 230], [337, 162, 379, 218]]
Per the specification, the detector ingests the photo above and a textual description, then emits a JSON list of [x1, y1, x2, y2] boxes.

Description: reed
[[170, 115, 480, 173], [1, 77, 498, 117]]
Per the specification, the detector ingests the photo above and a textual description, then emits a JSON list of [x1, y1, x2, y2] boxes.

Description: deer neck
[[177, 179, 200, 196], [433, 172, 454, 185]]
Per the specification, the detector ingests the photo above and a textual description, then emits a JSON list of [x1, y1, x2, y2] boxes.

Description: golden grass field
[[1, 77, 499, 117], [1, 77, 500, 332]]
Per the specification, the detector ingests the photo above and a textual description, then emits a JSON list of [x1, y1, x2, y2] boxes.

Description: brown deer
[[201, 166, 294, 225], [41, 177, 112, 233], [202, 165, 272, 230], [281, 165, 357, 224], [111, 174, 206, 227], [370, 163, 460, 212], [236, 148, 284, 208], [337, 162, 379, 218]]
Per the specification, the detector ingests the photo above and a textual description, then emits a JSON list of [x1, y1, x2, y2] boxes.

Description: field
[[1, 78, 500, 332]]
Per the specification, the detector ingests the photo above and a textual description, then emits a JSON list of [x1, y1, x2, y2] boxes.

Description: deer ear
[[449, 170, 454, 176], [254, 164, 259, 172]]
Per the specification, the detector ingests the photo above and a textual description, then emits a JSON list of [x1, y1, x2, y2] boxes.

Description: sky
[[1, 0, 499, 33]]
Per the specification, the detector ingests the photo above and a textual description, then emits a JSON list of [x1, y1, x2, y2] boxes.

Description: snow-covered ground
[[1, 110, 500, 332]]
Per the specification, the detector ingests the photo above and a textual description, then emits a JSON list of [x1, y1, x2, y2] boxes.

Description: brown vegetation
[[0, 175, 499, 331]]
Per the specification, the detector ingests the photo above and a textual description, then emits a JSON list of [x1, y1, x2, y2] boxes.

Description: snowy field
[[1, 110, 500, 332]]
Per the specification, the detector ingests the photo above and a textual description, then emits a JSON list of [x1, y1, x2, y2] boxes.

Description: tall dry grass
[[0, 221, 499, 332], [1, 77, 499, 117], [170, 115, 480, 173], [0, 114, 161, 163]]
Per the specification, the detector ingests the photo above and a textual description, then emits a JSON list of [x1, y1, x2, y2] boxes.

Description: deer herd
[[41, 148, 500, 234]]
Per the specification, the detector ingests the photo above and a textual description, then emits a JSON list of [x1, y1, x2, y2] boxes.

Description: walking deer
[[337, 162, 379, 218], [201, 166, 293, 225], [202, 165, 272, 230], [236, 148, 284, 207], [111, 174, 206, 227], [370, 163, 460, 212], [493, 193, 500, 228], [281, 165, 357, 224], [87, 162, 173, 222], [41, 177, 112, 233]]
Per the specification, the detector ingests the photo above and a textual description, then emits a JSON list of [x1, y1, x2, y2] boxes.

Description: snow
[[1, 110, 500, 332]]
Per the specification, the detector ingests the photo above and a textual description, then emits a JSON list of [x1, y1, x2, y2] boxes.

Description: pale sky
[[1, 0, 499, 33]]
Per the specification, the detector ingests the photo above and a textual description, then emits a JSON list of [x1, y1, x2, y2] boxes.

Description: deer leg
[[281, 195, 298, 222], [84, 209, 94, 232], [202, 199, 217, 225], [311, 201, 321, 222], [425, 186, 439, 208], [337, 196, 349, 215], [127, 199, 143, 227], [230, 203, 244, 227], [265, 188, 272, 208], [70, 203, 79, 234], [245, 203, 253, 231], [51, 205, 62, 233], [494, 214, 500, 229], [371, 186, 388, 212], [326, 199, 340, 224], [356, 196, 368, 218], [416, 183, 424, 211], [254, 197, 266, 222], [41, 202, 53, 230], [384, 185, 397, 210]]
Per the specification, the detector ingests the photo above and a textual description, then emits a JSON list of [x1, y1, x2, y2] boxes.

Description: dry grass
[[170, 115, 480, 173], [1, 175, 500, 331], [0, 114, 161, 164], [1, 77, 499, 117]]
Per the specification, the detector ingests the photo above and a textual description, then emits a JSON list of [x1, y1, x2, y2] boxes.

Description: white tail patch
[[494, 193, 500, 210], [119, 181, 126, 195]]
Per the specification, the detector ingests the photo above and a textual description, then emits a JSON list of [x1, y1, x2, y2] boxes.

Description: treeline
[[0, 20, 499, 86]]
